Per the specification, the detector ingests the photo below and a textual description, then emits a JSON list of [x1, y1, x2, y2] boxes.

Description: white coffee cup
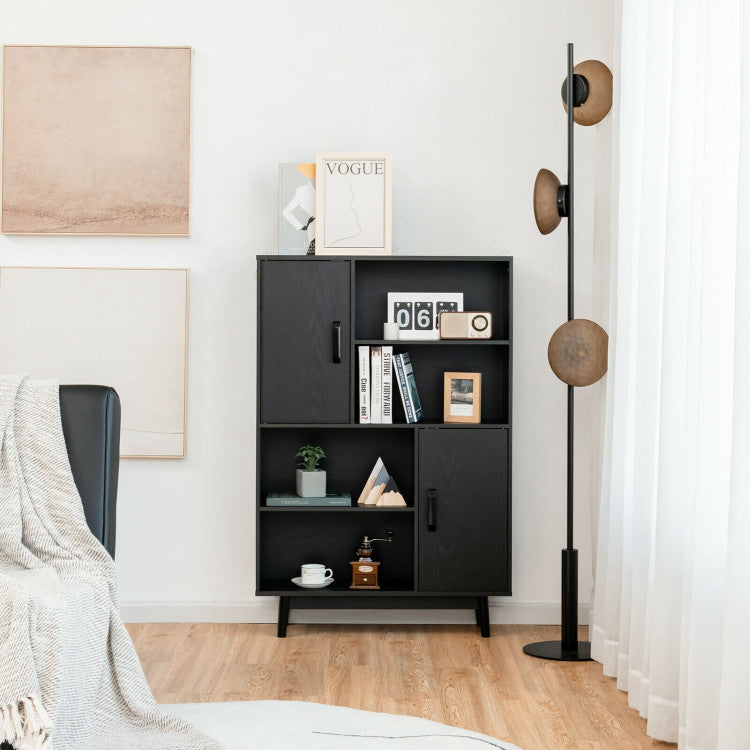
[[300, 564, 333, 584]]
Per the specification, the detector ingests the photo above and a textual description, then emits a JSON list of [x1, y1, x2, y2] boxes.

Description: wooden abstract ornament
[[548, 319, 608, 386], [376, 476, 406, 507], [562, 60, 613, 126], [533, 168, 563, 235]]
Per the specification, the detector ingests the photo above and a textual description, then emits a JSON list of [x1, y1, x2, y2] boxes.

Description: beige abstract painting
[[2, 46, 191, 235], [0, 267, 189, 458]]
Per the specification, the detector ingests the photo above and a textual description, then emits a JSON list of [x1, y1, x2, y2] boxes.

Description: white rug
[[162, 701, 523, 749]]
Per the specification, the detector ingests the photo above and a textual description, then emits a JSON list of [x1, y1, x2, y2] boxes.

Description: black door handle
[[427, 488, 437, 531], [332, 321, 341, 363]]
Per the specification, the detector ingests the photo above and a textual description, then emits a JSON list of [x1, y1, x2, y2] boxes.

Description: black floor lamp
[[524, 43, 612, 662]]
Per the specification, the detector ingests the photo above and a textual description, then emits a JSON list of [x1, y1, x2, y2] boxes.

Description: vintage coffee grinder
[[350, 529, 394, 589]]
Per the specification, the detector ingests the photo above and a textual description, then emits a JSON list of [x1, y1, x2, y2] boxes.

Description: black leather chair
[[1, 386, 120, 750], [59, 385, 121, 558]]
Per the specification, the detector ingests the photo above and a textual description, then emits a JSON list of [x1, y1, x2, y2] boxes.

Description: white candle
[[383, 322, 400, 340]]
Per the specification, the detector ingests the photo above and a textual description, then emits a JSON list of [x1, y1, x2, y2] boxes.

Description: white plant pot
[[296, 469, 326, 498]]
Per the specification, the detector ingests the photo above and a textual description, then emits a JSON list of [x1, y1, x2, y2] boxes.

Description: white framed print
[[315, 152, 392, 255], [0, 266, 189, 458]]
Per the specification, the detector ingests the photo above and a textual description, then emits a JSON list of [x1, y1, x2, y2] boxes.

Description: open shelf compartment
[[259, 427, 414, 507], [354, 258, 511, 341], [384, 343, 509, 424], [258, 511, 415, 593]]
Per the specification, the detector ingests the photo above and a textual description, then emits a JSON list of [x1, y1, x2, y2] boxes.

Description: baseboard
[[121, 599, 590, 626]]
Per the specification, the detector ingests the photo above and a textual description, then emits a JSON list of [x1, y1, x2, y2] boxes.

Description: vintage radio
[[439, 311, 493, 339]]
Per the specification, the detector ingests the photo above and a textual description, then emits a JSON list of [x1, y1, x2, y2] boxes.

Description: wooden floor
[[127, 623, 676, 750]]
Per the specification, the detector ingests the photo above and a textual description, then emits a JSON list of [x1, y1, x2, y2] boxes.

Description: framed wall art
[[443, 372, 482, 424], [278, 163, 316, 254], [1, 45, 191, 235], [0, 267, 189, 458], [315, 152, 392, 255]]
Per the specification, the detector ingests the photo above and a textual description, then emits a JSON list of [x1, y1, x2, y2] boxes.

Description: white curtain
[[591, 0, 750, 747]]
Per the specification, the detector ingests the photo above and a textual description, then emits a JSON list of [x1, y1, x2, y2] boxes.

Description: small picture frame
[[315, 152, 392, 255], [278, 163, 316, 255], [443, 372, 482, 424]]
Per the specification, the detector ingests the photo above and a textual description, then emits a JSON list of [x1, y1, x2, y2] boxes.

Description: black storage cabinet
[[256, 256, 512, 637]]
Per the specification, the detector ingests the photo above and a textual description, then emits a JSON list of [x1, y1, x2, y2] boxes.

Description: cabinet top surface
[[257, 255, 513, 263]]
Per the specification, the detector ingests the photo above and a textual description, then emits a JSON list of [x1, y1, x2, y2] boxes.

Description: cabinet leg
[[277, 596, 291, 638], [477, 596, 490, 638]]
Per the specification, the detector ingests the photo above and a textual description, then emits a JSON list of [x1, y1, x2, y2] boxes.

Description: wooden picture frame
[[315, 152, 392, 255], [1, 45, 191, 235], [0, 266, 189, 458], [443, 372, 482, 424]]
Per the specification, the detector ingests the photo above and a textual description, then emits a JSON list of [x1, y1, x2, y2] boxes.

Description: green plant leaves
[[295, 444, 326, 472]]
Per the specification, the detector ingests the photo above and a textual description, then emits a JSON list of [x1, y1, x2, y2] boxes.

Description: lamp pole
[[524, 42, 591, 661]]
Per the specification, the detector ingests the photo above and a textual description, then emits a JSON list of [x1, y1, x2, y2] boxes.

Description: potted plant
[[295, 444, 327, 497]]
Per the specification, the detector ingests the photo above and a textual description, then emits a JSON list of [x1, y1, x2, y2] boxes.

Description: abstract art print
[[0, 267, 189, 457], [315, 153, 392, 255], [1, 46, 191, 235], [278, 163, 316, 254]]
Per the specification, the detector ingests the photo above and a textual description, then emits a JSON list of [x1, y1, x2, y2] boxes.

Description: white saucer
[[291, 576, 334, 589]]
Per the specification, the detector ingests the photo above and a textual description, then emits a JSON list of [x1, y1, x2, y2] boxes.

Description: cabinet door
[[418, 428, 509, 592], [260, 260, 350, 424]]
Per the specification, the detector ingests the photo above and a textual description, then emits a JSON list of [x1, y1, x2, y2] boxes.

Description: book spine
[[371, 346, 382, 424], [381, 346, 393, 424], [401, 352, 423, 421], [394, 353, 415, 423], [358, 346, 370, 423]]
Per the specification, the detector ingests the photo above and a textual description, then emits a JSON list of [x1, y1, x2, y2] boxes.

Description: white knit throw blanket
[[0, 375, 223, 750]]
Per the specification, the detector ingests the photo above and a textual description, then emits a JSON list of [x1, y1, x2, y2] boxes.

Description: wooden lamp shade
[[562, 60, 613, 126], [533, 169, 563, 235], [548, 319, 608, 387]]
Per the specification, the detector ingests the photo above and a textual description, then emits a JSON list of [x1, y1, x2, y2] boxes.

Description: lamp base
[[523, 640, 591, 661]]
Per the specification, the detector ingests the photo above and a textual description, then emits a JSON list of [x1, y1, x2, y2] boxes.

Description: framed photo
[[278, 162, 316, 255], [315, 152, 392, 255], [387, 292, 463, 340], [444, 372, 482, 424]]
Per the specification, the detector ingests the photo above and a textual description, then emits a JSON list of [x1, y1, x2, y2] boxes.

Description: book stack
[[356, 458, 406, 506], [266, 493, 352, 507], [359, 347, 423, 424]]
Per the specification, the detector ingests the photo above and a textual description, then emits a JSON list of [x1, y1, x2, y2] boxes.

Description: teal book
[[266, 493, 352, 507], [394, 352, 423, 423]]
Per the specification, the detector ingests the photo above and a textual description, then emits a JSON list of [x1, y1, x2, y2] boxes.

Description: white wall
[[0, 0, 612, 624]]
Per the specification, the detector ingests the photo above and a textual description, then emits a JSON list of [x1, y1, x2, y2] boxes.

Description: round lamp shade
[[562, 60, 613, 126], [548, 319, 609, 386], [533, 168, 562, 235]]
